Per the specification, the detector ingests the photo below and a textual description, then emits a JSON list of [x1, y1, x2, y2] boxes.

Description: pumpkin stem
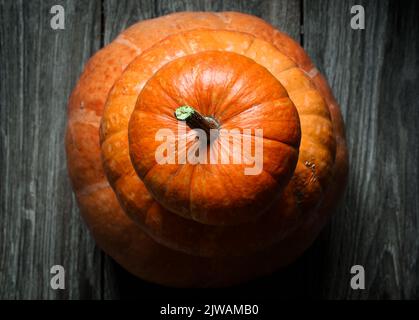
[[175, 105, 219, 139]]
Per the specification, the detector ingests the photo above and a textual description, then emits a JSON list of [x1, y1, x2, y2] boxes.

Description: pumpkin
[[66, 12, 348, 287]]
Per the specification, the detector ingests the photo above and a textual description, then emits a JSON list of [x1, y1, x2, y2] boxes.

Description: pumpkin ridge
[[188, 159, 278, 223], [299, 115, 336, 147], [115, 170, 156, 218], [243, 35, 256, 55], [214, 138, 285, 189], [161, 164, 193, 216], [214, 59, 287, 121], [217, 95, 290, 124], [238, 131, 299, 152], [114, 34, 142, 55], [221, 98, 299, 133], [177, 31, 195, 55]]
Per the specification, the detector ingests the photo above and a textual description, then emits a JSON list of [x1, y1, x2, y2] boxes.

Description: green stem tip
[[174, 105, 219, 138], [175, 105, 196, 121]]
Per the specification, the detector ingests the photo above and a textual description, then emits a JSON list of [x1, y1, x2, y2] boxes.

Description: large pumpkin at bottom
[[66, 12, 348, 287]]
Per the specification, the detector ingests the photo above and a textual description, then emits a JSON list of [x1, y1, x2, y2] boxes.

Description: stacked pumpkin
[[66, 12, 348, 287]]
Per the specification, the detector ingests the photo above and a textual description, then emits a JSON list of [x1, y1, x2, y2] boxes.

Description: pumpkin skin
[[66, 12, 348, 286]]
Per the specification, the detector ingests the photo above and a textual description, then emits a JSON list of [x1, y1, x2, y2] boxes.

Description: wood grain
[[304, 0, 419, 299], [0, 0, 418, 299], [0, 0, 103, 299]]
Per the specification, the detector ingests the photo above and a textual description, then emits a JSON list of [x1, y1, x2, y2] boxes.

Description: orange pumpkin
[[66, 12, 348, 287]]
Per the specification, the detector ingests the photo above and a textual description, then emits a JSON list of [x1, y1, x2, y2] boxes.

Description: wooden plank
[[102, 0, 155, 44], [0, 0, 102, 299], [154, 0, 301, 41], [304, 0, 419, 299], [103, 0, 301, 44]]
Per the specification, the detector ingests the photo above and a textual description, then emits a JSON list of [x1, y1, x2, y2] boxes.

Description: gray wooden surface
[[0, 0, 418, 299]]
